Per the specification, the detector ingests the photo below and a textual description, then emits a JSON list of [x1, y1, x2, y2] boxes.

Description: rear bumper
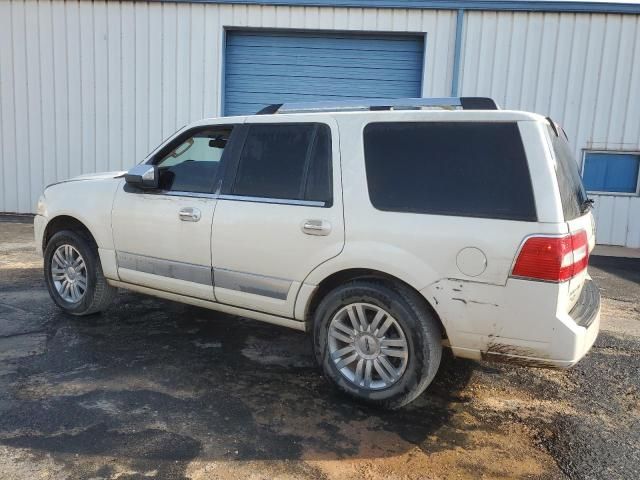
[[556, 278, 601, 367], [481, 279, 600, 368], [570, 278, 600, 329]]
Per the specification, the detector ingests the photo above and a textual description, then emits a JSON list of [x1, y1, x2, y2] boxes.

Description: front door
[[211, 117, 344, 317], [112, 124, 237, 300]]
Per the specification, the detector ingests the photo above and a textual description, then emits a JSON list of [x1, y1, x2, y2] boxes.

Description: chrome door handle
[[178, 207, 201, 222], [302, 219, 331, 236]]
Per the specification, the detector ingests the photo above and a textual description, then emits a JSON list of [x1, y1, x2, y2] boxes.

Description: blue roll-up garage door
[[224, 31, 424, 116]]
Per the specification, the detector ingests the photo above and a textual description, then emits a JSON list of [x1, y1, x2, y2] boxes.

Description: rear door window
[[363, 122, 537, 221], [231, 123, 332, 205]]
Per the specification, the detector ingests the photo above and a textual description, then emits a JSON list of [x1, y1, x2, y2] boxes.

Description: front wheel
[[44, 230, 117, 316], [313, 281, 442, 409]]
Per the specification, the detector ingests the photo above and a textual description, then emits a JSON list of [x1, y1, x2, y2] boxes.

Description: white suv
[[34, 97, 600, 408]]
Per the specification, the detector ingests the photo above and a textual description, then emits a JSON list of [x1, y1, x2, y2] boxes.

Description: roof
[[156, 0, 640, 15]]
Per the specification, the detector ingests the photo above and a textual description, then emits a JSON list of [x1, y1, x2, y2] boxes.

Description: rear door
[[210, 116, 343, 317]]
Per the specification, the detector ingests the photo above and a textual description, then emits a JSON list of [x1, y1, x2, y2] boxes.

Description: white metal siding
[[0, 0, 456, 215], [1, 2, 639, 248], [459, 11, 640, 247]]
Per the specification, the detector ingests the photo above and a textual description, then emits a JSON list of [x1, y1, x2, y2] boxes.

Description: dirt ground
[[0, 217, 638, 480]]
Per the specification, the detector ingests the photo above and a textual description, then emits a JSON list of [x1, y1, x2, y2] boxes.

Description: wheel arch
[[302, 268, 447, 339], [42, 215, 98, 252]]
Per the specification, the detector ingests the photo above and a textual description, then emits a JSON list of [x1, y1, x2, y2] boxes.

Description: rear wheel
[[313, 280, 442, 409], [44, 230, 117, 315]]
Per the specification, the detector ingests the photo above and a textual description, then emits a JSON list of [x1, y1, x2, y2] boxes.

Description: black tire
[[313, 280, 442, 409], [44, 229, 117, 316]]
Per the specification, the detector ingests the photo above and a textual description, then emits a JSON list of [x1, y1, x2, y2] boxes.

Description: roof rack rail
[[255, 97, 499, 115]]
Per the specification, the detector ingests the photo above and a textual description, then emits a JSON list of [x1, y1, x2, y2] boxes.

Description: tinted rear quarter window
[[363, 122, 537, 221]]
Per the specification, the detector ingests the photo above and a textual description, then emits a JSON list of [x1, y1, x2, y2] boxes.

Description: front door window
[[154, 127, 233, 194]]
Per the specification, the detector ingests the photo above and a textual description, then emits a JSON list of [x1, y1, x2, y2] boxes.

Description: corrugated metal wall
[[459, 11, 640, 247], [0, 0, 456, 214], [1, 1, 639, 247]]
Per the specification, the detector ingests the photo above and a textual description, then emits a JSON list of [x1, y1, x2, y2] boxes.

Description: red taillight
[[512, 231, 589, 282]]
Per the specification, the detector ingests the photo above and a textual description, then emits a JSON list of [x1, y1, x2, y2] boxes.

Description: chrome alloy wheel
[[51, 244, 87, 303], [328, 303, 409, 390]]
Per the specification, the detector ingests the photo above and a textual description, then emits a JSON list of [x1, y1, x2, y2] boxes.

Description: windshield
[[547, 123, 589, 221]]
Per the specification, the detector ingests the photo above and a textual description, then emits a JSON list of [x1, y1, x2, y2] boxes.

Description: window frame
[[219, 122, 334, 208], [581, 149, 640, 196]]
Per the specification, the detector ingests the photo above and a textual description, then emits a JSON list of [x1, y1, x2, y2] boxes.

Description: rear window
[[547, 124, 589, 220], [363, 122, 537, 221]]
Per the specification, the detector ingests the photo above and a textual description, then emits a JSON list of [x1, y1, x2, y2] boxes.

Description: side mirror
[[125, 164, 158, 189]]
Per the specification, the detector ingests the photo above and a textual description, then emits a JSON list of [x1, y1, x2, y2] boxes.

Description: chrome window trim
[[160, 190, 219, 199], [144, 190, 326, 207], [218, 194, 326, 207]]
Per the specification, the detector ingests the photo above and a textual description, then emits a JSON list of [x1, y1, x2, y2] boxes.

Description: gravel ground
[[0, 217, 638, 479]]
